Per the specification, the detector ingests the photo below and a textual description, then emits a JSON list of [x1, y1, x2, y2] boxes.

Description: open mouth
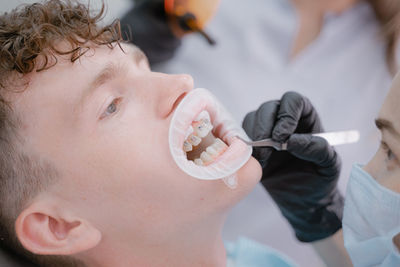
[[183, 110, 228, 165], [168, 88, 252, 181]]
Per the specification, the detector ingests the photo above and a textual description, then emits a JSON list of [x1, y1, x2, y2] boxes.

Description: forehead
[[379, 73, 400, 124], [14, 42, 135, 112], [12, 43, 137, 154]]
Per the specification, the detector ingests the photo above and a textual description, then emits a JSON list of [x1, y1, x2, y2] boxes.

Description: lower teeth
[[189, 137, 228, 166], [194, 158, 203, 166]]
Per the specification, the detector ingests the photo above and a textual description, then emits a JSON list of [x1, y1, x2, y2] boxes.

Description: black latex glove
[[242, 92, 343, 242], [120, 0, 181, 65]]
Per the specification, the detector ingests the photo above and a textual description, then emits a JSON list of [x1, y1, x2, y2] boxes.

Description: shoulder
[[225, 237, 298, 267]]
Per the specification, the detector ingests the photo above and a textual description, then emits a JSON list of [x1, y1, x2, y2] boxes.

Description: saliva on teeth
[[182, 112, 228, 166]]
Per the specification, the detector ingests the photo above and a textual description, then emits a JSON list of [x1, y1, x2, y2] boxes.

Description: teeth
[[186, 138, 229, 166], [214, 138, 228, 150], [194, 158, 203, 166], [200, 151, 213, 164], [203, 138, 228, 159], [184, 126, 194, 140], [182, 110, 230, 165], [193, 119, 213, 138], [195, 110, 211, 121], [183, 141, 193, 152], [206, 146, 218, 157], [187, 134, 201, 146]]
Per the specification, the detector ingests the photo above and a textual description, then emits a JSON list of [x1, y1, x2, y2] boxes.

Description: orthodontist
[[243, 83, 400, 266]]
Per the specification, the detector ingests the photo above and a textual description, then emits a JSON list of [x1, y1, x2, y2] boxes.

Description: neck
[[290, 0, 359, 58], [290, 6, 324, 58], [82, 214, 227, 267]]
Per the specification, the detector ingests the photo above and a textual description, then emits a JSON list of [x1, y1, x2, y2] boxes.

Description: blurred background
[[2, 0, 396, 266]]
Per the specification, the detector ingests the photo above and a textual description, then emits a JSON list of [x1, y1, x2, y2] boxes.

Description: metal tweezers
[[236, 136, 287, 151], [236, 130, 360, 151]]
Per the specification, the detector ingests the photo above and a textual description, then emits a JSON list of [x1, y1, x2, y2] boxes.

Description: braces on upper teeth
[[182, 111, 228, 166]]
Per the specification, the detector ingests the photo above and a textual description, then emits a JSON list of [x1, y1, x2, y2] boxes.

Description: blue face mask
[[343, 164, 400, 266]]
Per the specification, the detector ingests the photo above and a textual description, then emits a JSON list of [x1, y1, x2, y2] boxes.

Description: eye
[[381, 141, 396, 161], [101, 98, 121, 119]]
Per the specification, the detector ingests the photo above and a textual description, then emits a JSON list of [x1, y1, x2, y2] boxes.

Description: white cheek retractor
[[168, 88, 252, 189]]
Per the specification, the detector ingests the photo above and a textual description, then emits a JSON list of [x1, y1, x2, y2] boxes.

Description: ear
[[15, 201, 102, 255]]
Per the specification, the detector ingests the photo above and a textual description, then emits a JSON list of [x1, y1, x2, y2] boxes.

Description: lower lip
[[211, 136, 250, 165]]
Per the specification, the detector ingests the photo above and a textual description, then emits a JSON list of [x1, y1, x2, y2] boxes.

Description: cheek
[[364, 148, 386, 181], [381, 177, 400, 193], [237, 157, 262, 188], [364, 149, 400, 193], [92, 119, 190, 201]]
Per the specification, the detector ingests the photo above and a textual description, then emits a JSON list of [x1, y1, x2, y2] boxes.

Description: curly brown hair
[[0, 0, 123, 266]]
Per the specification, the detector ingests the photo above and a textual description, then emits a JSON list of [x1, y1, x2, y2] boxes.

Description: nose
[[153, 73, 194, 118]]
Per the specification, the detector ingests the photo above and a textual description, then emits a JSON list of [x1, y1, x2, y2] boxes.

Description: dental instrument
[[236, 130, 360, 150]]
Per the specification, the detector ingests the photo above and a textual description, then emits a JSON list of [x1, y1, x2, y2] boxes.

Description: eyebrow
[[375, 118, 400, 140], [74, 47, 148, 114]]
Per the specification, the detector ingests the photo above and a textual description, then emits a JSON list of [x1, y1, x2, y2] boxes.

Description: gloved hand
[[242, 92, 343, 242], [120, 0, 182, 65]]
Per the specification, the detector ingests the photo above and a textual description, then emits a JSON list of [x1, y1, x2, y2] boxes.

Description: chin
[[236, 156, 262, 190], [218, 156, 262, 210]]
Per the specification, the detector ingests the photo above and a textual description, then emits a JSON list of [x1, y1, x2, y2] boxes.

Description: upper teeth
[[187, 134, 202, 146], [182, 111, 213, 146], [196, 110, 211, 121], [184, 126, 194, 140], [190, 110, 212, 137], [183, 141, 193, 152], [182, 111, 214, 153], [182, 110, 228, 166], [192, 119, 213, 138]]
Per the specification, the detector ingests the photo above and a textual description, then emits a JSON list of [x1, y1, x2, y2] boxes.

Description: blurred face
[[13, 43, 261, 244], [364, 73, 400, 193], [291, 0, 359, 13]]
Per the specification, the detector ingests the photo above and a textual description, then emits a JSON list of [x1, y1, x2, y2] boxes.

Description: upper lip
[[167, 92, 188, 118]]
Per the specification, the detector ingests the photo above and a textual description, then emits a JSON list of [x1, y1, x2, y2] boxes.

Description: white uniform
[[154, 0, 392, 265]]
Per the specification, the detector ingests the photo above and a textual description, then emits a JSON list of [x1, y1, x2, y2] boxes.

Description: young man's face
[[364, 73, 400, 192], [13, 43, 262, 248]]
